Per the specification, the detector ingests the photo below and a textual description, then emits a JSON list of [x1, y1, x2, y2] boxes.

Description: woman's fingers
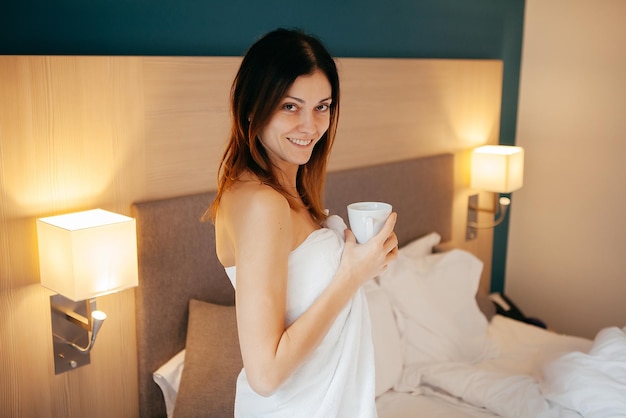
[[340, 212, 399, 284], [381, 212, 397, 236], [378, 213, 398, 253], [343, 228, 357, 244], [368, 212, 396, 243], [385, 233, 399, 256]]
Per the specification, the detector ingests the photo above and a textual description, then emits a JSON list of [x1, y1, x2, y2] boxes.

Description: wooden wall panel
[[143, 57, 240, 199], [333, 58, 503, 169], [141, 57, 502, 197], [0, 56, 143, 418], [0, 55, 501, 417]]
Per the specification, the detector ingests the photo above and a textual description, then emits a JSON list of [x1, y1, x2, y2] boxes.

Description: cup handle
[[365, 216, 374, 241]]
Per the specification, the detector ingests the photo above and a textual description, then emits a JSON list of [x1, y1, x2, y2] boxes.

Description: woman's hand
[[337, 212, 399, 289]]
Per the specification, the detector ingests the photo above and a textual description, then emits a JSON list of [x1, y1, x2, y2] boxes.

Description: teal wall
[[1, 0, 525, 292]]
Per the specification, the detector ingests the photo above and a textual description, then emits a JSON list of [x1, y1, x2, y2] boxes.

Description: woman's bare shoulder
[[218, 179, 292, 267], [216, 178, 291, 266], [219, 177, 291, 243], [223, 178, 288, 217]]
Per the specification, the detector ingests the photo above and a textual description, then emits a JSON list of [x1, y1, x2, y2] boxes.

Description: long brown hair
[[204, 28, 340, 224]]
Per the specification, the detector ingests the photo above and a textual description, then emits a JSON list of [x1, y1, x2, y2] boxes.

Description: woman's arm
[[229, 187, 398, 397]]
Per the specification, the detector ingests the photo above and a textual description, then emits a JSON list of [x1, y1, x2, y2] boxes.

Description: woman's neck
[[273, 164, 299, 191]]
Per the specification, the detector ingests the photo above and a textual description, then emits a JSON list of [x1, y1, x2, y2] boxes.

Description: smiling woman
[[257, 70, 332, 171], [204, 28, 399, 417], [205, 28, 342, 225]]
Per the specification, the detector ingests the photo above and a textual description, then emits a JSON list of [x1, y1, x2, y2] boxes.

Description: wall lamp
[[466, 145, 524, 240], [37, 209, 138, 374]]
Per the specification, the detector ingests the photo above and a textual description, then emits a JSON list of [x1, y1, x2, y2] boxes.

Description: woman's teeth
[[288, 138, 312, 146]]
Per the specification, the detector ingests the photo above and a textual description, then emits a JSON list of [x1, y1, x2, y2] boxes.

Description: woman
[[206, 28, 398, 417]]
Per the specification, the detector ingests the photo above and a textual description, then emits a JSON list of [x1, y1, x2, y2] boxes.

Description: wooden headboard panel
[[133, 153, 453, 417]]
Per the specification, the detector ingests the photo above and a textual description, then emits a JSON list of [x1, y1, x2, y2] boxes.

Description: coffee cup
[[347, 202, 392, 244]]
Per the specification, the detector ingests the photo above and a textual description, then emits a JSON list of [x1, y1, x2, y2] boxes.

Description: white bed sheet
[[154, 315, 604, 418], [376, 390, 497, 418], [377, 315, 595, 418]]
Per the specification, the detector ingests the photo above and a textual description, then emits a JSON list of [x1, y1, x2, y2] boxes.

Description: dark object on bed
[[133, 154, 453, 417], [491, 292, 547, 329]]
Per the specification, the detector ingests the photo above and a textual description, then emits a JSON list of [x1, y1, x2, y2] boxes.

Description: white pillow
[[399, 232, 441, 260], [363, 280, 404, 397], [153, 349, 186, 418], [379, 249, 494, 368]]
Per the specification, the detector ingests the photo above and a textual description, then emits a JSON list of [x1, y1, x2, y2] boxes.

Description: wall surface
[[0, 56, 144, 418], [1, 1, 524, 416], [507, 0, 626, 338], [1, 0, 526, 289]]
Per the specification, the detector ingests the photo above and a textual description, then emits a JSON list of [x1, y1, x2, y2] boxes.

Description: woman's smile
[[287, 137, 314, 146]]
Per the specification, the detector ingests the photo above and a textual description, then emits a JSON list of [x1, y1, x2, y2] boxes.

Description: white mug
[[347, 202, 392, 244]]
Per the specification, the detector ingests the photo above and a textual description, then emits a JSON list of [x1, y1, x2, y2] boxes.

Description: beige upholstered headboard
[[133, 153, 453, 417]]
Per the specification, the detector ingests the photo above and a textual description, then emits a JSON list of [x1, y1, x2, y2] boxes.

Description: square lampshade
[[37, 209, 139, 302], [470, 145, 524, 193]]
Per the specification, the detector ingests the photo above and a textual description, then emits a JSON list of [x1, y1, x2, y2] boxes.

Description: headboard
[[133, 153, 453, 417]]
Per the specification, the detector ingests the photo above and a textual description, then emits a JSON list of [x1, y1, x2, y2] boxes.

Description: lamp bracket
[[51, 297, 95, 331], [466, 194, 511, 240], [50, 295, 95, 374]]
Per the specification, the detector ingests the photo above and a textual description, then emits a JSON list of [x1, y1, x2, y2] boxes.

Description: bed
[[132, 152, 626, 418]]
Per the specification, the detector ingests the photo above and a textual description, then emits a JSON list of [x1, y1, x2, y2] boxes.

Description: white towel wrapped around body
[[225, 215, 377, 418]]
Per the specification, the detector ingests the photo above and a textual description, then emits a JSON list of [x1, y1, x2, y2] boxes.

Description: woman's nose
[[298, 111, 316, 133]]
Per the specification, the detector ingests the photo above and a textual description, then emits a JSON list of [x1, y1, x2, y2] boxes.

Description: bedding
[[397, 317, 592, 418], [136, 154, 625, 417], [370, 243, 626, 418], [379, 248, 496, 370], [153, 349, 185, 417], [376, 390, 498, 418], [152, 236, 625, 418], [541, 325, 626, 417]]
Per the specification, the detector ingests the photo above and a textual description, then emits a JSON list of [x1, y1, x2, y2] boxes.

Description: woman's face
[[258, 69, 332, 172]]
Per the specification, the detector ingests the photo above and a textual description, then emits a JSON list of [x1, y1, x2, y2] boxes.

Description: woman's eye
[[317, 104, 330, 112], [283, 103, 298, 112]]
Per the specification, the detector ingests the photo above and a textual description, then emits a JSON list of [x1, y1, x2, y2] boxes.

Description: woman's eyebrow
[[285, 95, 332, 104]]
